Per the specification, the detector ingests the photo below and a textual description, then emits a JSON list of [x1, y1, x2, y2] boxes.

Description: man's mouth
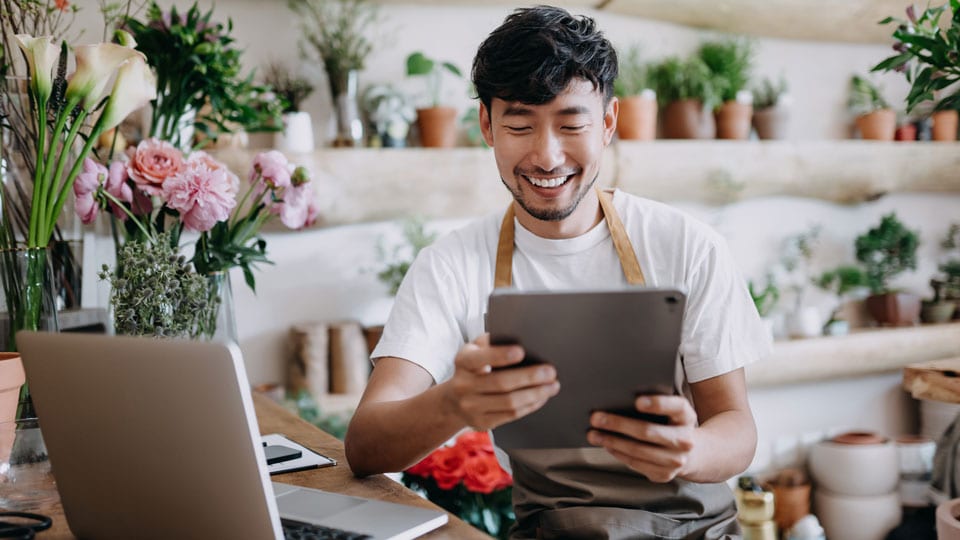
[[523, 174, 573, 189]]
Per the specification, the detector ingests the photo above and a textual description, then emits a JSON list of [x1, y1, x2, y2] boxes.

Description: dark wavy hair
[[471, 5, 618, 112]]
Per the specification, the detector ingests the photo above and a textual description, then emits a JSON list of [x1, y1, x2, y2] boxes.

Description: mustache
[[514, 166, 579, 177]]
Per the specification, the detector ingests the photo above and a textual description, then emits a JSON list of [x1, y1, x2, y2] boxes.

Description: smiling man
[[345, 6, 770, 539]]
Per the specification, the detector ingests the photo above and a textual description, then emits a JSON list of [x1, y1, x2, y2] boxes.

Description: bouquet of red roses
[[402, 431, 514, 539]]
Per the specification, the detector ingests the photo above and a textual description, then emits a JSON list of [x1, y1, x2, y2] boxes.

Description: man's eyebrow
[[501, 104, 591, 117]]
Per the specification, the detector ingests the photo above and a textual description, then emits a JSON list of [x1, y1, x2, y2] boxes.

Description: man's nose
[[529, 131, 565, 171]]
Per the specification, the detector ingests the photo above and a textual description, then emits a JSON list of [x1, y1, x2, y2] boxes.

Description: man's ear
[[603, 97, 619, 146], [479, 102, 495, 147]]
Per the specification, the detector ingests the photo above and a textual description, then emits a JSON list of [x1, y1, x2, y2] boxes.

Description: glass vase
[[203, 271, 238, 344], [328, 69, 364, 147], [0, 418, 58, 513], [0, 248, 60, 421]]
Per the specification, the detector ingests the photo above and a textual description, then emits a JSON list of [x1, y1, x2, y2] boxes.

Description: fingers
[[469, 364, 558, 393], [466, 384, 560, 430], [454, 333, 524, 373], [634, 395, 698, 426], [588, 396, 696, 451]]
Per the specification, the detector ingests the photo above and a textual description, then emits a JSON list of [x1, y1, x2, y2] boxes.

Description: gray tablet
[[487, 287, 685, 450]]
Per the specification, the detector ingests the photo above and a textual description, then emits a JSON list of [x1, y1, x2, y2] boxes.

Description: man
[[345, 6, 770, 538]]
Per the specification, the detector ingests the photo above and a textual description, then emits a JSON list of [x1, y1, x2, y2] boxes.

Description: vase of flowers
[[402, 431, 514, 539], [76, 142, 318, 341]]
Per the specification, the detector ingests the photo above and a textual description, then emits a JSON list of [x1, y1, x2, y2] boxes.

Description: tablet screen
[[487, 287, 685, 450]]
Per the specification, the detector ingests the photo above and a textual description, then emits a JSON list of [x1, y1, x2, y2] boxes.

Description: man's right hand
[[441, 333, 560, 431]]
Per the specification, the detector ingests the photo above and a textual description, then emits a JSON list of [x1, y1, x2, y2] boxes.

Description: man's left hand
[[587, 395, 697, 483]]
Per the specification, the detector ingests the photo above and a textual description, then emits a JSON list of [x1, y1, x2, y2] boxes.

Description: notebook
[[17, 331, 447, 540]]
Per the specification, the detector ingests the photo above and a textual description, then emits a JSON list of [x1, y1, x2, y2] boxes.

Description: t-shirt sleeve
[[370, 246, 466, 384], [679, 236, 772, 383]]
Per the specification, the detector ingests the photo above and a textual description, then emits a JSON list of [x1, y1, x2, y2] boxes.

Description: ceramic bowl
[[936, 498, 960, 540], [814, 489, 900, 540], [807, 432, 899, 497]]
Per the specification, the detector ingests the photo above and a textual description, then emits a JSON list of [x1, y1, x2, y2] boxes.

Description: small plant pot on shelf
[[855, 109, 896, 141], [823, 319, 850, 336], [752, 106, 789, 140], [865, 292, 921, 326], [274, 111, 315, 154], [662, 99, 715, 139], [921, 300, 957, 324], [931, 109, 958, 141], [415, 107, 458, 148], [786, 306, 823, 339], [616, 91, 657, 141], [715, 101, 753, 140]]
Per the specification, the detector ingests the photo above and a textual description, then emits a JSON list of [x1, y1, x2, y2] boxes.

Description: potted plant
[[935, 222, 960, 317], [699, 38, 754, 140], [406, 51, 463, 147], [779, 226, 824, 339], [873, 3, 960, 141], [362, 83, 415, 148], [922, 279, 958, 323], [847, 74, 896, 140], [614, 45, 657, 141], [752, 76, 790, 140], [814, 266, 868, 336], [649, 55, 719, 139], [289, 0, 379, 147], [748, 275, 779, 340], [855, 213, 921, 326], [264, 61, 316, 153]]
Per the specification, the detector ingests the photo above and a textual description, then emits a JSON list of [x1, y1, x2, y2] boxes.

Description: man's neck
[[514, 189, 604, 240]]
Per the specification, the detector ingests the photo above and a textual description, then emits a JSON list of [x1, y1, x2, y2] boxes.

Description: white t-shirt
[[372, 189, 770, 388]]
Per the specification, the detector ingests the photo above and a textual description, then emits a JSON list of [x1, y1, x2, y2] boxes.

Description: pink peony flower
[[251, 150, 291, 191], [127, 138, 184, 197], [187, 151, 239, 195], [73, 158, 107, 224], [162, 159, 237, 232], [273, 183, 317, 230], [105, 160, 134, 220]]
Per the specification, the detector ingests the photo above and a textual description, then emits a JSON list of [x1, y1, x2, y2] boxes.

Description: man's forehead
[[492, 81, 604, 116]]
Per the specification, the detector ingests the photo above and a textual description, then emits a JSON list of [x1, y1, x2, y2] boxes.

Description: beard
[[501, 170, 599, 222]]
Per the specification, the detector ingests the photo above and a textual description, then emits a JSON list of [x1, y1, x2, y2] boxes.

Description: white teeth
[[526, 176, 569, 188]]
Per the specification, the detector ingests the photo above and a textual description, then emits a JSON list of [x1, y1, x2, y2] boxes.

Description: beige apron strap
[[494, 204, 515, 288], [596, 187, 646, 286]]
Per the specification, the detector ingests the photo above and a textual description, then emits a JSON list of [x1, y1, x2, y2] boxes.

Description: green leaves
[[406, 51, 463, 107], [855, 213, 920, 294], [698, 38, 754, 104]]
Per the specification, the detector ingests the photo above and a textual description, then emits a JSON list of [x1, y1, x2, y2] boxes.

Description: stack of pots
[[808, 432, 901, 540]]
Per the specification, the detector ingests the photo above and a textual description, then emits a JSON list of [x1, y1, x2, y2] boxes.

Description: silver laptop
[[17, 331, 447, 540]]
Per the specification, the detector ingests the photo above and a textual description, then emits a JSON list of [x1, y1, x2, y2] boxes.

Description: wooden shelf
[[746, 321, 960, 387], [214, 141, 960, 229]]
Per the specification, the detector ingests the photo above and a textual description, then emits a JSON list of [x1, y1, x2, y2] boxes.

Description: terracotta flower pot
[[416, 107, 458, 148], [715, 101, 753, 140], [932, 109, 958, 141], [662, 99, 715, 139], [616, 93, 657, 141], [752, 106, 789, 140], [865, 292, 921, 326], [855, 109, 896, 141]]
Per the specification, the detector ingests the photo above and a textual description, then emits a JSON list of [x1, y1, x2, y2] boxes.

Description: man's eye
[[562, 125, 586, 132], [505, 126, 531, 133]]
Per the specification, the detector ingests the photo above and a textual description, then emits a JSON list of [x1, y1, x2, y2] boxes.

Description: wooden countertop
[[30, 392, 486, 539]]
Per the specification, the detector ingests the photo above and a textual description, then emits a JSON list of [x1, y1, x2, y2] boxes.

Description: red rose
[[457, 431, 494, 456], [431, 446, 466, 490], [405, 452, 435, 477], [463, 453, 504, 494]]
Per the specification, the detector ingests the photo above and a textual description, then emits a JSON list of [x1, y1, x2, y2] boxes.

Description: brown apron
[[494, 187, 741, 539]]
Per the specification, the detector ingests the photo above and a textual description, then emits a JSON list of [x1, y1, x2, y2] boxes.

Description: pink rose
[[251, 150, 291, 191], [73, 158, 107, 224], [162, 159, 237, 232], [127, 138, 184, 196]]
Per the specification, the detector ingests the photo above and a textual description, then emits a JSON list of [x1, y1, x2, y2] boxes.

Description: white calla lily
[[15, 34, 59, 102], [100, 55, 157, 132], [67, 43, 142, 111], [114, 29, 138, 48]]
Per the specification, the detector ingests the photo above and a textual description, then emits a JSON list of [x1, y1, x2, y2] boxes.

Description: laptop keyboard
[[281, 518, 372, 540]]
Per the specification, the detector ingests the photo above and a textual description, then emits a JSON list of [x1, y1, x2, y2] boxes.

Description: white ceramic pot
[[786, 306, 823, 338], [275, 111, 315, 154], [808, 433, 899, 497], [896, 435, 936, 507], [814, 489, 900, 540]]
